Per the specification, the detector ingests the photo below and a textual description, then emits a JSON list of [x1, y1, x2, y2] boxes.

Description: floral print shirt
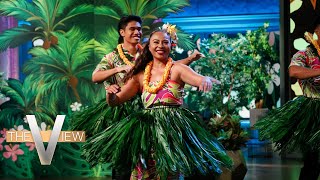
[[93, 45, 140, 87], [289, 46, 320, 98]]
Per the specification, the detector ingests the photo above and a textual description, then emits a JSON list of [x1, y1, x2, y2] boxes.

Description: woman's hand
[[105, 84, 120, 94], [199, 76, 212, 92], [210, 77, 221, 85], [105, 84, 120, 106], [199, 76, 221, 92], [105, 78, 140, 106]]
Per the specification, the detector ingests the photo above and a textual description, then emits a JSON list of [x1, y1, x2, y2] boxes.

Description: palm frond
[[94, 6, 121, 20], [54, 4, 94, 30], [22, 77, 38, 109], [6, 78, 24, 99], [27, 46, 48, 57], [0, 77, 55, 128], [132, 0, 149, 15], [34, 74, 68, 106], [71, 39, 95, 72], [0, 0, 41, 22], [0, 26, 38, 52], [0, 100, 21, 110], [32, 111, 55, 125], [142, 0, 189, 24], [0, 79, 24, 106], [108, 0, 130, 15], [176, 30, 195, 50], [55, 0, 74, 16], [33, 0, 54, 28], [93, 40, 109, 59], [0, 108, 24, 127], [96, 27, 118, 54], [23, 56, 68, 75], [77, 77, 103, 105]]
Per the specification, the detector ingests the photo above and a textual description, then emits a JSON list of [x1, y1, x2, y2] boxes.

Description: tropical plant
[[23, 27, 104, 113], [207, 115, 249, 150], [185, 24, 278, 116], [0, 78, 54, 128], [0, 0, 94, 51]]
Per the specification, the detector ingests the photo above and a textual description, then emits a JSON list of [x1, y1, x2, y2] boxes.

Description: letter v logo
[[26, 115, 65, 165]]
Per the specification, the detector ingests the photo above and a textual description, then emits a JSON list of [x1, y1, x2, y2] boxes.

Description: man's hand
[[189, 49, 205, 62], [105, 84, 120, 94], [116, 65, 131, 73]]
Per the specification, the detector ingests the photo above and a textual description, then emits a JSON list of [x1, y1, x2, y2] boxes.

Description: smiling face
[[148, 31, 171, 61], [120, 21, 142, 45]]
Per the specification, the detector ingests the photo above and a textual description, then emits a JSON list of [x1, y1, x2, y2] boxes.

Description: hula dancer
[[256, 19, 320, 180], [84, 30, 232, 179]]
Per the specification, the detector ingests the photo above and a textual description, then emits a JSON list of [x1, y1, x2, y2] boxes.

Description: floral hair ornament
[[161, 23, 178, 46]]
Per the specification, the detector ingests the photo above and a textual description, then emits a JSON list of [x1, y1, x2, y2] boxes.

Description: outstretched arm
[[289, 65, 320, 79], [106, 77, 140, 106], [175, 63, 220, 92], [176, 50, 204, 66]]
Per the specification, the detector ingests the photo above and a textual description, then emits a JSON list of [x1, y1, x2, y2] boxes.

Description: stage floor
[[243, 146, 304, 180]]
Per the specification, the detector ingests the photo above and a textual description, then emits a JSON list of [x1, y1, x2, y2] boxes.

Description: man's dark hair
[[118, 15, 142, 44]]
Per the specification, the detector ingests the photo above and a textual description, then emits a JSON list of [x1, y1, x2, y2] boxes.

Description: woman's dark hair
[[118, 15, 142, 44], [124, 30, 171, 82]]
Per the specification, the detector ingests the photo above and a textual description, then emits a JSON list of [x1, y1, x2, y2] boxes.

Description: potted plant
[[207, 114, 249, 180]]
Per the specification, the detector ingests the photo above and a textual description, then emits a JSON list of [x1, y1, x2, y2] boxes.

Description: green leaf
[[94, 6, 120, 20], [26, 16, 43, 22], [0, 27, 35, 52]]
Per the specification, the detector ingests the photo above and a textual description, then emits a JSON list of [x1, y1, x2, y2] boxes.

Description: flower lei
[[143, 58, 173, 94], [304, 32, 320, 56], [117, 44, 143, 67]]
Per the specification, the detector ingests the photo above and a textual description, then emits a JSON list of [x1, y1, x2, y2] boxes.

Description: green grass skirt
[[70, 96, 142, 138], [255, 96, 320, 153], [83, 106, 232, 178]]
